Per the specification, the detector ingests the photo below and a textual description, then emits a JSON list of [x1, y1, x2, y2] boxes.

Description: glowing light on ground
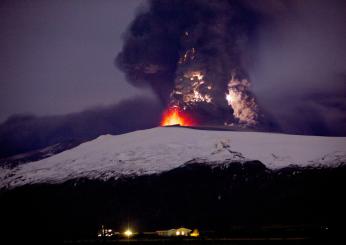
[[124, 229, 133, 238], [190, 229, 200, 237]]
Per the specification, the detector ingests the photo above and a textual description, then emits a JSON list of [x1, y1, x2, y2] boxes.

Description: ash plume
[[116, 0, 346, 135], [0, 97, 163, 160], [116, 0, 265, 127]]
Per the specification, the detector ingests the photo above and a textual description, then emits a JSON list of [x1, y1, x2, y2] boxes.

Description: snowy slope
[[1, 127, 346, 188]]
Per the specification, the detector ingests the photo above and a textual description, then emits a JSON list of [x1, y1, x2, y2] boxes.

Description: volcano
[[1, 127, 345, 189]]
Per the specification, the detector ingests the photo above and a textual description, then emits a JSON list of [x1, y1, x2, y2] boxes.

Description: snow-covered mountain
[[1, 126, 345, 189]]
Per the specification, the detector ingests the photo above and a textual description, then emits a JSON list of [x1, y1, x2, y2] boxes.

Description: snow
[[1, 127, 346, 188]]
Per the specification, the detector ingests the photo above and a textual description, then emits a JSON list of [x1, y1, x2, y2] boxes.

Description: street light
[[124, 229, 133, 238]]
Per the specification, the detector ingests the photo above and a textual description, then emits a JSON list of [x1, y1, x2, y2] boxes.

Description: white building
[[156, 227, 192, 237]]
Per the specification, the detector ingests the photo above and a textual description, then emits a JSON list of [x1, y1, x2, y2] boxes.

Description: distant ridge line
[[163, 124, 260, 133]]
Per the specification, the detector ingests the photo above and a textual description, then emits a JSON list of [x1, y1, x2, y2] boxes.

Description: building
[[156, 227, 192, 237], [97, 225, 119, 237]]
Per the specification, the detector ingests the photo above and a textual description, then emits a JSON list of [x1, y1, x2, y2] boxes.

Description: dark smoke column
[[116, 0, 262, 127]]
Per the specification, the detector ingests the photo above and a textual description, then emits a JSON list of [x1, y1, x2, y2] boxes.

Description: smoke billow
[[0, 97, 163, 159], [117, 0, 346, 135], [116, 0, 265, 127]]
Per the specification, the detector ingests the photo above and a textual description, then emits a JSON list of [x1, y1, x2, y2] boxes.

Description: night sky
[[0, 0, 345, 158], [0, 0, 151, 122]]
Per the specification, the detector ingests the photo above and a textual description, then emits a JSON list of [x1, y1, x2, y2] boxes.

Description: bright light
[[124, 229, 133, 237], [225, 75, 259, 126], [225, 93, 233, 103], [161, 107, 195, 126], [176, 231, 180, 235], [190, 229, 200, 237]]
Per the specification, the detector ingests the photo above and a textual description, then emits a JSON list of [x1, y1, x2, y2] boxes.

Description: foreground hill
[[1, 127, 346, 189], [1, 161, 346, 243]]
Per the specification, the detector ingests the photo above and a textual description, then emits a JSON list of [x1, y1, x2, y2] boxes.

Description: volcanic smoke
[[117, 0, 263, 128]]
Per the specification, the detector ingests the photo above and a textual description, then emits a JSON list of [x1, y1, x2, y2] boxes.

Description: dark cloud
[[117, 0, 346, 135], [116, 0, 269, 127], [0, 97, 163, 159], [247, 0, 346, 135], [116, 0, 257, 96]]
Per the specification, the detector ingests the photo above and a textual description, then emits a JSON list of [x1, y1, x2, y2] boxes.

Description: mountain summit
[[1, 127, 345, 189]]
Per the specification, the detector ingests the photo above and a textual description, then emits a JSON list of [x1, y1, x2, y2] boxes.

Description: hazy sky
[[0, 0, 152, 122]]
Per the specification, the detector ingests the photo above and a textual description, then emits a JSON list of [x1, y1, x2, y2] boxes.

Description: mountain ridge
[[1, 126, 345, 189]]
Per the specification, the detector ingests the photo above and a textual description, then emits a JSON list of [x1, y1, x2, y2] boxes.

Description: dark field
[[1, 161, 345, 244]]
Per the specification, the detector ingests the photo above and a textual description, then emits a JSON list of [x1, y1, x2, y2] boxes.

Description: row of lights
[[99, 227, 199, 238], [97, 228, 133, 238]]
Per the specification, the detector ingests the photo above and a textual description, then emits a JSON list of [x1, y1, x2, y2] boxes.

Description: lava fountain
[[161, 107, 195, 126]]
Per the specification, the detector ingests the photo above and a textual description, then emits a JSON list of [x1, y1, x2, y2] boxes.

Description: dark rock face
[[0, 161, 345, 242]]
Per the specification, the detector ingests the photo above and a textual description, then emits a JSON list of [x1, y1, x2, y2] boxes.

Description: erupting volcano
[[161, 107, 195, 126], [117, 0, 266, 129]]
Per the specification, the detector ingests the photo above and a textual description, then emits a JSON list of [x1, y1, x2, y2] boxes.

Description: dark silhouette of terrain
[[0, 161, 345, 243]]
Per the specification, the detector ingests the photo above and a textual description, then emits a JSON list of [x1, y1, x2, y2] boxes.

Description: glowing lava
[[161, 107, 194, 126]]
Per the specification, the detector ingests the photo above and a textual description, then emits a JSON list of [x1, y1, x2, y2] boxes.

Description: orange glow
[[161, 107, 195, 126]]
